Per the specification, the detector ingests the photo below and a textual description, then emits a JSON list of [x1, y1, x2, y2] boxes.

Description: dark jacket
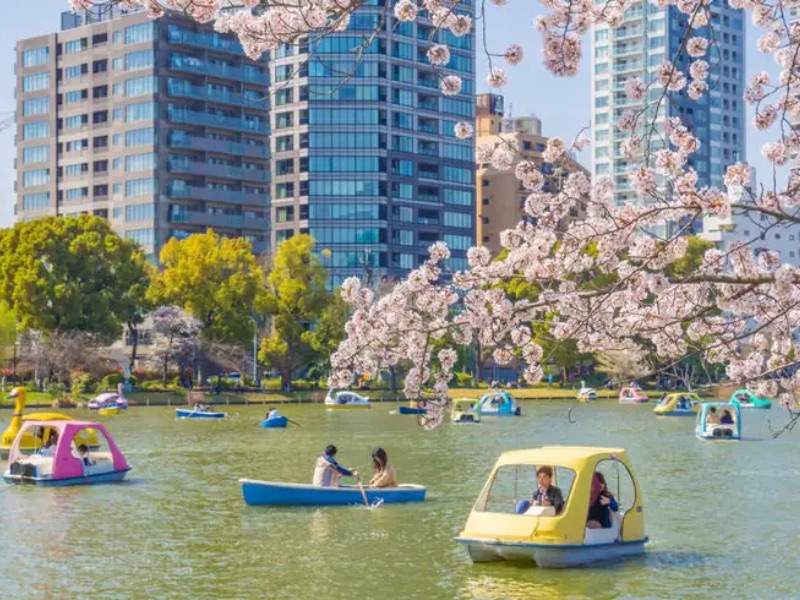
[[532, 485, 565, 515], [588, 492, 619, 528]]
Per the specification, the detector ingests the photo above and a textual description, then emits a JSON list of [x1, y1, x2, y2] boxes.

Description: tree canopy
[[0, 216, 150, 340], [147, 230, 263, 344]]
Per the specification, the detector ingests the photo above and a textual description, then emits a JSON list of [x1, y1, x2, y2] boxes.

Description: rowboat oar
[[357, 478, 369, 507], [287, 418, 301, 427]]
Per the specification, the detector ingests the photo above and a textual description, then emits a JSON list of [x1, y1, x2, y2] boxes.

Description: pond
[[0, 400, 797, 599]]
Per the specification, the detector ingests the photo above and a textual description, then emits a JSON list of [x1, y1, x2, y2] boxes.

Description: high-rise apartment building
[[15, 7, 270, 258], [476, 94, 588, 256], [591, 2, 745, 230], [268, 2, 476, 286]]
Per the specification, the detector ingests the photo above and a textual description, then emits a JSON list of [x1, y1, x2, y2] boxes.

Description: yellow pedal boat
[[653, 392, 701, 416], [98, 406, 122, 416], [455, 446, 648, 568], [1, 387, 99, 458]]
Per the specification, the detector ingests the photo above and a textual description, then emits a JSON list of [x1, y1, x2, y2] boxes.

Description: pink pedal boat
[[3, 420, 131, 487]]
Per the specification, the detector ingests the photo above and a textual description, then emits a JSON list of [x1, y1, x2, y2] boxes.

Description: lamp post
[[247, 316, 259, 386]]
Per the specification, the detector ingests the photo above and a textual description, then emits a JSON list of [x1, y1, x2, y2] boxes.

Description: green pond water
[[0, 401, 798, 599]]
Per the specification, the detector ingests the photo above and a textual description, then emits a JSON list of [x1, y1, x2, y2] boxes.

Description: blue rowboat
[[260, 416, 288, 428], [175, 408, 226, 419], [239, 479, 427, 506], [398, 406, 426, 415]]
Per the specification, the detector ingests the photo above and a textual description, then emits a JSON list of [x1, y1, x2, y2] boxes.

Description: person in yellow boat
[[313, 444, 359, 487], [515, 465, 565, 515], [587, 472, 619, 529], [369, 448, 397, 488]]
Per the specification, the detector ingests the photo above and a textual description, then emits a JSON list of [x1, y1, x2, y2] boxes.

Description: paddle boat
[[1, 387, 99, 458], [324, 389, 371, 409], [455, 446, 647, 567], [452, 398, 481, 423], [476, 390, 521, 416], [98, 406, 121, 416], [398, 401, 427, 415], [3, 420, 131, 486], [695, 402, 741, 441], [577, 387, 598, 402], [260, 415, 288, 428], [175, 404, 226, 419], [729, 388, 772, 410], [653, 392, 701, 416], [88, 383, 129, 410], [239, 479, 426, 506], [619, 387, 649, 404]]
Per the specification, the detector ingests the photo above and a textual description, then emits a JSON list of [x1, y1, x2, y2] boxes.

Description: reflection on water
[[0, 402, 797, 598]]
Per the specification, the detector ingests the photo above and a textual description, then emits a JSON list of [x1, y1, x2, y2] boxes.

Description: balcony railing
[[168, 133, 269, 159], [168, 182, 267, 206], [168, 108, 267, 133], [168, 57, 268, 84], [167, 81, 266, 109], [167, 159, 268, 182]]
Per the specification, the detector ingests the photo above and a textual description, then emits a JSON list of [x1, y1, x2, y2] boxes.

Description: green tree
[[147, 230, 263, 344], [0, 300, 16, 376], [0, 216, 149, 339], [257, 235, 330, 389]]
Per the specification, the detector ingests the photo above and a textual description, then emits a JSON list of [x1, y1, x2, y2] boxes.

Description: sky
[[0, 1, 780, 229]]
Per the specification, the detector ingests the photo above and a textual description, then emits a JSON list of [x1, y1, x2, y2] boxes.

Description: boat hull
[[654, 410, 696, 416], [3, 468, 131, 487], [260, 416, 288, 428], [324, 403, 370, 409], [175, 409, 226, 419], [619, 398, 648, 404], [398, 406, 426, 415], [457, 537, 647, 568], [239, 479, 426, 506], [479, 409, 521, 416]]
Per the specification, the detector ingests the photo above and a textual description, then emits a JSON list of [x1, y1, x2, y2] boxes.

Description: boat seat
[[584, 510, 621, 545]]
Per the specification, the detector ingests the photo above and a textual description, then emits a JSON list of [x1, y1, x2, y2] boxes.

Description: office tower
[[268, 3, 476, 287], [15, 7, 270, 259], [591, 1, 746, 232], [476, 94, 588, 257]]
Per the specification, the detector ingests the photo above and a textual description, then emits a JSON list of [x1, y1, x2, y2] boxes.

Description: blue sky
[[0, 1, 778, 228]]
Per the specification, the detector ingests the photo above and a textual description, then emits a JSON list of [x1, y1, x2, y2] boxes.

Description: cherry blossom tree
[[70, 0, 800, 430]]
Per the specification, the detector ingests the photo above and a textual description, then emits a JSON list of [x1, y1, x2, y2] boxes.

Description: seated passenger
[[720, 409, 735, 425], [76, 444, 95, 467], [39, 430, 58, 457], [265, 407, 281, 420], [706, 407, 721, 426], [515, 465, 565, 515], [313, 444, 359, 487], [587, 472, 619, 529], [368, 447, 397, 488]]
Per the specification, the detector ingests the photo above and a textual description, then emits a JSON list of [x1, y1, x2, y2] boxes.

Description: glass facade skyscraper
[[269, 0, 476, 287], [591, 0, 745, 233]]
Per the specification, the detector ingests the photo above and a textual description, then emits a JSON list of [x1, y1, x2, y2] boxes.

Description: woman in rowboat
[[312, 444, 359, 487], [369, 448, 397, 488]]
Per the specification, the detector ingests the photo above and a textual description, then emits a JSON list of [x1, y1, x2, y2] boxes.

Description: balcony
[[168, 57, 268, 85], [418, 100, 439, 112], [418, 123, 438, 135], [169, 210, 268, 230], [167, 81, 266, 109], [168, 159, 269, 182], [168, 133, 268, 159], [168, 26, 245, 56], [168, 182, 267, 206], [168, 108, 267, 134]]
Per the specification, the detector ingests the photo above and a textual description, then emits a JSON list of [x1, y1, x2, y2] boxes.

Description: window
[[22, 73, 49, 92], [22, 97, 49, 117], [478, 464, 576, 515], [125, 49, 153, 71], [275, 88, 293, 105], [65, 64, 87, 79], [397, 229, 413, 245], [22, 145, 49, 164], [275, 112, 293, 129], [64, 187, 89, 200], [22, 192, 50, 210], [64, 39, 86, 54], [125, 128, 155, 147], [443, 189, 472, 206], [125, 101, 156, 122], [65, 114, 89, 128], [125, 203, 155, 222], [124, 23, 154, 44], [125, 228, 155, 246], [64, 163, 88, 177], [444, 233, 472, 250], [396, 206, 413, 222], [22, 121, 49, 140], [125, 152, 157, 172], [393, 112, 413, 129], [444, 211, 473, 228], [276, 135, 294, 152], [443, 166, 472, 184], [309, 180, 383, 197], [309, 108, 381, 126], [125, 178, 157, 197], [392, 135, 414, 152], [22, 47, 49, 67], [22, 168, 49, 187], [65, 90, 87, 104], [594, 459, 637, 513], [125, 76, 156, 97]]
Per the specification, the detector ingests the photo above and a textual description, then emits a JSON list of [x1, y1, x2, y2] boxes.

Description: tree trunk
[[127, 323, 139, 373], [473, 340, 482, 383], [389, 366, 398, 393], [280, 366, 292, 392]]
